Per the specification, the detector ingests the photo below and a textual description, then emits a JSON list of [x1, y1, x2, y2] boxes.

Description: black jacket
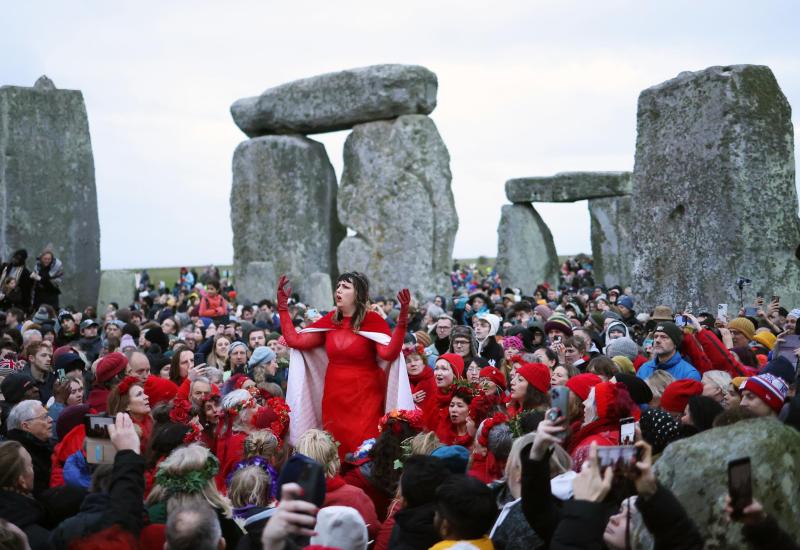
[[48, 493, 110, 549], [479, 337, 505, 367], [389, 502, 441, 550], [519, 443, 563, 546], [742, 515, 800, 550], [0, 489, 53, 550], [7, 429, 53, 498]]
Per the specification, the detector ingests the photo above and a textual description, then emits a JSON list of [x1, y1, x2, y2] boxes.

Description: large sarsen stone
[[495, 203, 559, 291], [337, 115, 457, 299], [589, 194, 634, 288], [0, 76, 101, 309], [655, 418, 800, 548], [231, 64, 437, 137], [231, 135, 344, 304], [630, 65, 800, 310], [506, 171, 632, 203]]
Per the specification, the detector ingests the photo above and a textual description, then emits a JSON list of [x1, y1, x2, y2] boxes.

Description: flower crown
[[116, 376, 139, 396], [170, 398, 193, 424], [224, 456, 279, 499], [378, 409, 424, 435], [402, 344, 426, 359], [182, 422, 204, 445], [451, 378, 481, 399], [477, 412, 508, 448], [155, 452, 219, 496]]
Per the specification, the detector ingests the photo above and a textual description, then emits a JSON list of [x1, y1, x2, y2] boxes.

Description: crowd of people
[[0, 252, 797, 550]]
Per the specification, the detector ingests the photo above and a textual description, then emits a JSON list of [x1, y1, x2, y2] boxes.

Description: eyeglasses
[[24, 412, 49, 423], [452, 340, 470, 347]]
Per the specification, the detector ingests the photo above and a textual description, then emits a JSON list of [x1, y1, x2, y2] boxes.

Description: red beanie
[[566, 373, 602, 401], [439, 353, 465, 378], [479, 366, 506, 390], [515, 363, 551, 393], [143, 376, 178, 406], [95, 352, 128, 384], [594, 381, 639, 421], [660, 379, 703, 414]]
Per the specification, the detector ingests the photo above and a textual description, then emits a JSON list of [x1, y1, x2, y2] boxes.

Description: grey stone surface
[[234, 261, 277, 305], [506, 171, 632, 203], [231, 64, 437, 137], [630, 65, 800, 310], [655, 418, 800, 548], [0, 76, 101, 309], [337, 115, 457, 299], [231, 135, 344, 304], [303, 272, 334, 309], [97, 270, 135, 312], [495, 203, 559, 291], [589, 194, 634, 288]]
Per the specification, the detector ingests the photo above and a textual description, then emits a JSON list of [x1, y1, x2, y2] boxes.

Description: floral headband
[[402, 344, 426, 359], [378, 409, 424, 435], [155, 452, 219, 496], [224, 456, 279, 499], [170, 398, 193, 424], [182, 422, 204, 445], [116, 376, 139, 396]]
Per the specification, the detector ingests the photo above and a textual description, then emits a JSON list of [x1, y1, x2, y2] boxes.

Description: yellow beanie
[[731, 376, 747, 389], [611, 355, 635, 374], [727, 317, 755, 341], [752, 330, 777, 350]]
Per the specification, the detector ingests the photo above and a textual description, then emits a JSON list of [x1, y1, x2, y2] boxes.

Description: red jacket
[[695, 329, 757, 377], [325, 475, 381, 541], [199, 294, 227, 318], [679, 332, 714, 374]]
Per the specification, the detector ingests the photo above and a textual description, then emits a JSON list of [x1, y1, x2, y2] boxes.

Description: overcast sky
[[2, 1, 799, 269]]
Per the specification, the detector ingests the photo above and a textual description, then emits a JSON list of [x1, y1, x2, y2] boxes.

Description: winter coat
[[63, 450, 92, 489], [7, 428, 53, 497], [234, 506, 276, 550], [388, 502, 441, 550], [479, 337, 505, 367], [636, 351, 701, 382], [0, 488, 53, 550], [519, 443, 564, 547], [78, 336, 102, 364], [32, 257, 64, 309], [491, 499, 545, 550], [324, 475, 381, 541], [20, 364, 56, 404], [48, 493, 110, 549], [742, 514, 800, 550]]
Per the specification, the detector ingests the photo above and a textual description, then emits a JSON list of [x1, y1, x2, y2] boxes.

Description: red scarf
[[567, 417, 619, 453], [408, 368, 434, 387]]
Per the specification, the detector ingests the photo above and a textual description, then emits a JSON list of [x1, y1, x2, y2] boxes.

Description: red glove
[[397, 288, 411, 324], [277, 275, 291, 312]]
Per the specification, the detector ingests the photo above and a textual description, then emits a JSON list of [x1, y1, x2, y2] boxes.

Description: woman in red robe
[[278, 272, 411, 458]]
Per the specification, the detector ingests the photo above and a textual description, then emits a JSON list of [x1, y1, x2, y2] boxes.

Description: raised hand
[[397, 288, 411, 323], [277, 275, 292, 311]]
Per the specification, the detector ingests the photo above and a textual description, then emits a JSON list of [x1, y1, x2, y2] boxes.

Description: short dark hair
[[511, 301, 533, 314], [401, 455, 450, 508], [6, 308, 24, 322], [205, 280, 220, 291], [165, 503, 221, 550], [435, 474, 497, 540]]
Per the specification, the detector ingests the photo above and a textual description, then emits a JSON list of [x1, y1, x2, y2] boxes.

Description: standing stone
[[589, 194, 634, 288], [303, 272, 334, 310], [231, 65, 438, 137], [337, 115, 457, 299], [231, 136, 344, 304], [495, 203, 559, 291], [97, 270, 136, 313], [631, 65, 800, 310], [0, 76, 101, 309], [655, 418, 800, 547]]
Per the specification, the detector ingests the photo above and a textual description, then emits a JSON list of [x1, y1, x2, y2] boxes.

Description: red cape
[[309, 311, 391, 336]]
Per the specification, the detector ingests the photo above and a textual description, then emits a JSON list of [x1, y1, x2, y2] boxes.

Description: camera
[[736, 277, 752, 289]]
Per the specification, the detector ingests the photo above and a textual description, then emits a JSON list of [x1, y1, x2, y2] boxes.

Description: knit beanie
[[56, 404, 91, 441], [248, 346, 276, 368], [144, 326, 169, 351], [606, 336, 639, 361], [611, 356, 635, 375], [310, 506, 368, 550], [740, 373, 788, 414], [228, 341, 248, 356], [479, 366, 506, 390], [727, 317, 755, 341], [438, 353, 465, 378], [588, 311, 605, 331], [594, 381, 637, 421], [660, 379, 703, 414], [565, 373, 602, 401], [502, 335, 524, 351], [614, 373, 653, 404], [431, 445, 470, 474], [544, 313, 573, 337], [752, 331, 777, 351], [639, 407, 680, 454], [653, 321, 683, 348], [534, 305, 553, 321], [95, 352, 128, 384], [617, 295, 634, 310], [515, 363, 551, 393], [414, 330, 432, 348], [760, 356, 796, 385]]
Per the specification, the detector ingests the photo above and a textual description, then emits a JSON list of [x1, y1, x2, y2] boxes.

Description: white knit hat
[[309, 506, 368, 550]]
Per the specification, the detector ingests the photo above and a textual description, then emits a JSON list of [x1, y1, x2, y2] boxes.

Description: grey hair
[[204, 367, 223, 384], [7, 400, 42, 431], [22, 330, 42, 345], [165, 503, 222, 550], [426, 305, 445, 319]]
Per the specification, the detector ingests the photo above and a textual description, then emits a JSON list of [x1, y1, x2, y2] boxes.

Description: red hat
[[515, 363, 551, 393], [479, 366, 506, 390], [144, 376, 178, 406], [95, 352, 128, 384], [594, 381, 639, 421], [566, 373, 603, 401], [660, 380, 703, 414], [438, 353, 465, 378], [740, 374, 788, 414]]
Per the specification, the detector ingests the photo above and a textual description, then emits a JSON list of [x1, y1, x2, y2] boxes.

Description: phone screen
[[728, 458, 752, 516], [674, 315, 686, 327], [717, 303, 728, 320], [744, 306, 758, 317], [619, 417, 635, 445]]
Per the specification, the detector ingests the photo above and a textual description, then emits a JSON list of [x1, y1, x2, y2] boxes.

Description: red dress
[[280, 310, 405, 458]]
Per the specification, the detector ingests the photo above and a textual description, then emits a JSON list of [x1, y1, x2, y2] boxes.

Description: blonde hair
[[645, 370, 675, 399], [146, 443, 231, 518], [244, 430, 279, 461], [408, 431, 442, 456], [295, 429, 339, 478], [504, 433, 572, 499], [228, 465, 272, 508]]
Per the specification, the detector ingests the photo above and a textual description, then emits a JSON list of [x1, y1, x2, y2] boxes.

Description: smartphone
[[728, 457, 752, 517], [553, 335, 562, 344], [717, 303, 728, 321], [744, 306, 758, 317], [277, 454, 326, 508], [674, 315, 686, 327], [771, 295, 780, 304], [548, 387, 570, 439], [619, 417, 636, 445], [84, 415, 116, 465], [596, 445, 639, 471]]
